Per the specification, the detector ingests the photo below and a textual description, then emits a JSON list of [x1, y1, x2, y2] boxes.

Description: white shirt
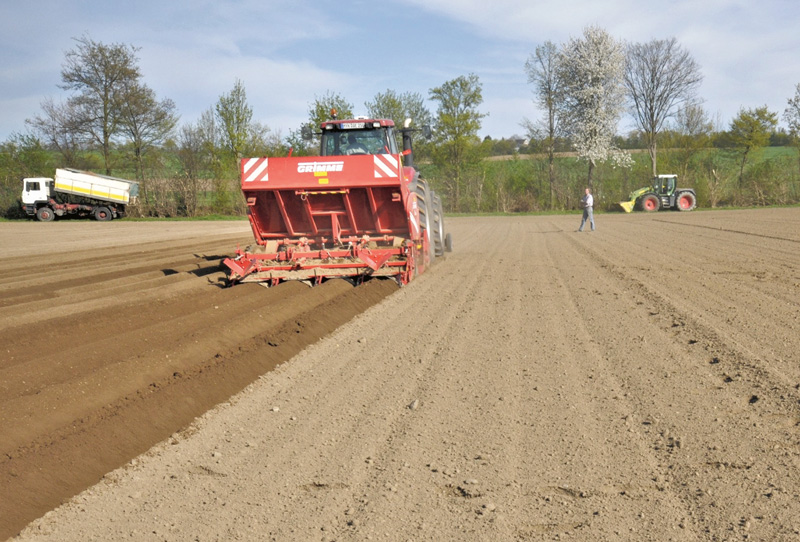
[[583, 194, 593, 208]]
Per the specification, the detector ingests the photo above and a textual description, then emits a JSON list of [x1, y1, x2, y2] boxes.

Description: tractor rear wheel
[[431, 191, 445, 257], [413, 179, 435, 263], [640, 194, 660, 212], [676, 191, 697, 211]]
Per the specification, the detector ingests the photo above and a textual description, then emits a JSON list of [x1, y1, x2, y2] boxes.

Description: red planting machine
[[223, 114, 451, 286]]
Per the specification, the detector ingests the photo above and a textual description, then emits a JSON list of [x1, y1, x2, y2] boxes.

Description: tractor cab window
[[321, 127, 397, 156], [25, 181, 40, 191], [658, 176, 676, 195]]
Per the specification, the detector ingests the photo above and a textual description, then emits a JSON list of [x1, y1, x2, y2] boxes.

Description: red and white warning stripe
[[242, 157, 269, 183], [408, 197, 420, 237], [373, 154, 400, 178]]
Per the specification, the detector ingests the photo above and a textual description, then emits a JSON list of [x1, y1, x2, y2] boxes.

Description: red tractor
[[223, 114, 450, 286]]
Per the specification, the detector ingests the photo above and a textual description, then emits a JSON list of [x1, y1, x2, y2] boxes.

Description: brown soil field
[[3, 208, 800, 541]]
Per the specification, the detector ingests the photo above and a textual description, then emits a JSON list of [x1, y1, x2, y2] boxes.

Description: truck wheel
[[640, 194, 660, 212], [94, 207, 113, 221], [676, 191, 696, 211], [36, 207, 55, 222]]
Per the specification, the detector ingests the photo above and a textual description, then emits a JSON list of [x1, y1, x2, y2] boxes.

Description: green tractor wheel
[[676, 191, 697, 211], [640, 194, 660, 212]]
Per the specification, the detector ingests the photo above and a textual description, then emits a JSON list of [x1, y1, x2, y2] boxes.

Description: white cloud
[[139, 44, 366, 131]]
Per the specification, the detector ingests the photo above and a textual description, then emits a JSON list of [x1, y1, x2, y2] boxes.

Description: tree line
[[2, 29, 800, 218]]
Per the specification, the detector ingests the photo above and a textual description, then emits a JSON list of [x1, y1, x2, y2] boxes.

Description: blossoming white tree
[[524, 41, 563, 209], [558, 26, 630, 189]]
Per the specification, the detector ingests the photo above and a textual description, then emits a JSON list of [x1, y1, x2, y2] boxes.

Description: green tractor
[[619, 174, 697, 213]]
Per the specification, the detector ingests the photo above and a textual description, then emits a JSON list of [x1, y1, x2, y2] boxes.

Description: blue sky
[[1, 0, 798, 143]]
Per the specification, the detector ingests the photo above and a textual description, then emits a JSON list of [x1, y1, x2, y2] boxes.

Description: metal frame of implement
[[223, 153, 430, 286]]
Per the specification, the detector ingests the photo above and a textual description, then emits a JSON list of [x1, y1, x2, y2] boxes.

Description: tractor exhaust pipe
[[400, 119, 432, 170], [401, 120, 415, 169]]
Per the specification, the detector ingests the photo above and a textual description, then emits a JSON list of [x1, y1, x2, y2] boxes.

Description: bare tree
[[175, 123, 208, 217], [177, 124, 205, 181], [26, 98, 83, 166], [625, 37, 703, 177], [524, 40, 563, 208], [215, 79, 253, 170], [60, 35, 141, 173], [671, 104, 713, 179], [728, 106, 777, 187], [118, 82, 179, 181], [28, 35, 179, 179], [558, 26, 630, 189], [784, 83, 800, 174]]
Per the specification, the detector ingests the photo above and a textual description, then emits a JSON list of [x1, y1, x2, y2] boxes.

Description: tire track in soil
[[208, 218, 511, 541], [644, 219, 800, 292], [0, 231, 399, 540], [503, 221, 693, 539], [573, 215, 800, 375], [572, 221, 800, 392], [320, 218, 522, 540], [563, 226, 800, 538], [652, 217, 800, 245]]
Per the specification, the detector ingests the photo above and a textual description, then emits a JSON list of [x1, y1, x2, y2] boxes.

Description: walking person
[[577, 187, 595, 232]]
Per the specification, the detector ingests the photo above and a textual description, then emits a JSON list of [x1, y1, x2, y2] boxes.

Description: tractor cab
[[318, 118, 398, 156], [303, 110, 431, 168], [654, 174, 677, 196]]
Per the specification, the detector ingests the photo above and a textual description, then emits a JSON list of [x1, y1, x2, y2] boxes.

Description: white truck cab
[[22, 177, 54, 206]]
